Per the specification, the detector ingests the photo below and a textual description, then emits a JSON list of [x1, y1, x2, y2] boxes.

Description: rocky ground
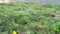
[[0, 0, 60, 4], [10, 0, 60, 4]]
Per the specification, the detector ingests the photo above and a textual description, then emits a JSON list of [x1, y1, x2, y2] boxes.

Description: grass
[[0, 2, 60, 34]]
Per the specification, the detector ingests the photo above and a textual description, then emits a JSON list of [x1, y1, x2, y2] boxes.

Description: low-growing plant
[[0, 2, 60, 34]]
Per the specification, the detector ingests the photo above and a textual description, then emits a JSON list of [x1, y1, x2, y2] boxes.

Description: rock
[[0, 0, 10, 3]]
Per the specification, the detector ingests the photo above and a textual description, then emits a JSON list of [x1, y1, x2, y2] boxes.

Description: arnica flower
[[13, 31, 17, 34]]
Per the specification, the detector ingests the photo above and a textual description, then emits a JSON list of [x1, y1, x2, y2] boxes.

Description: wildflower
[[13, 31, 17, 34]]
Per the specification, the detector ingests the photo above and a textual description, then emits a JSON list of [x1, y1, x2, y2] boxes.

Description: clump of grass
[[0, 2, 60, 34]]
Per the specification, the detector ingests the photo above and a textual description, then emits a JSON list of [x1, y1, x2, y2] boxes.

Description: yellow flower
[[13, 31, 17, 34]]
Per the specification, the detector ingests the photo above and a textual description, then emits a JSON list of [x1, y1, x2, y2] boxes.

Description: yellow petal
[[13, 31, 17, 34]]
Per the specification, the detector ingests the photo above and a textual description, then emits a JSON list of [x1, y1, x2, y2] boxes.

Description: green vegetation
[[0, 2, 60, 34]]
